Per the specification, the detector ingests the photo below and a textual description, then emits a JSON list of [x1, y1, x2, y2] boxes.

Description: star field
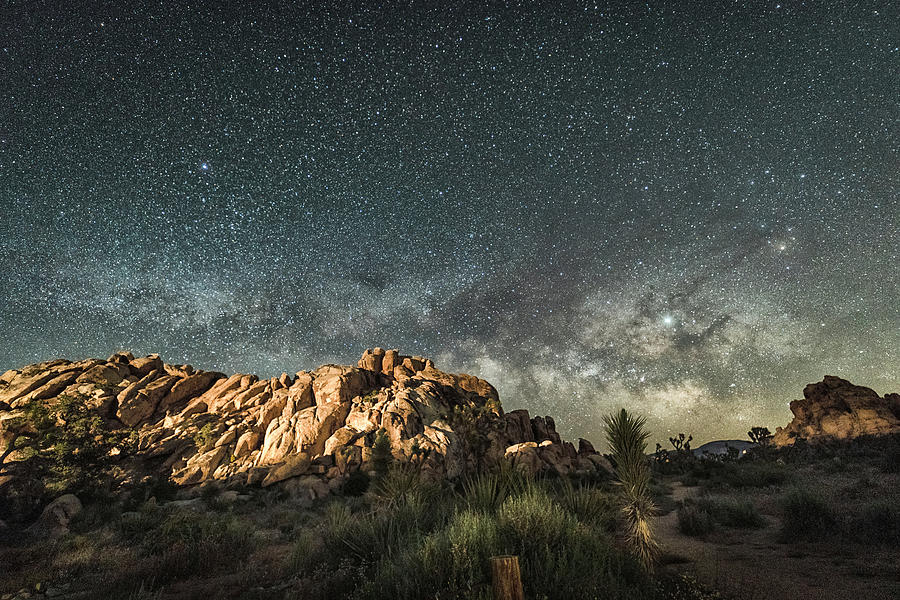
[[1, 1, 898, 444]]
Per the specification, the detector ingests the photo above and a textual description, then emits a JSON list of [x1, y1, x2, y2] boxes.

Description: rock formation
[[0, 349, 609, 503], [773, 375, 900, 446]]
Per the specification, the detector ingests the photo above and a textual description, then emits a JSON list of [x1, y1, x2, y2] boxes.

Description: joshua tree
[[604, 408, 658, 569], [748, 426, 773, 446], [669, 432, 692, 454]]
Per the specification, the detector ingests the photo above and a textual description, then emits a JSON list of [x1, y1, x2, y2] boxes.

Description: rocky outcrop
[[0, 348, 608, 501], [773, 376, 900, 446]]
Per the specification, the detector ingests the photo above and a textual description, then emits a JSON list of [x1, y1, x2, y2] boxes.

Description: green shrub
[[193, 422, 216, 449], [461, 473, 508, 514], [779, 489, 837, 542], [848, 500, 900, 546], [557, 479, 618, 531], [342, 470, 371, 496], [677, 504, 715, 537], [371, 428, 392, 478], [498, 485, 577, 547], [1, 394, 137, 516], [419, 509, 500, 595], [115, 507, 257, 584], [656, 573, 725, 599], [695, 497, 765, 529], [289, 529, 322, 573]]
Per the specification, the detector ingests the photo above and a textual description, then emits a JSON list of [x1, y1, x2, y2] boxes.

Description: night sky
[[2, 1, 898, 445]]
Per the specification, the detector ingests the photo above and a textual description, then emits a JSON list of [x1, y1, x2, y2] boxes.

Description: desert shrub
[[779, 489, 837, 542], [320, 493, 437, 565], [192, 422, 216, 449], [285, 559, 368, 600], [847, 500, 900, 546], [656, 573, 725, 599], [557, 479, 618, 530], [369, 464, 442, 516], [695, 496, 765, 529], [371, 428, 393, 478], [69, 499, 122, 534], [461, 472, 508, 514], [498, 485, 577, 548], [116, 508, 257, 583], [677, 503, 715, 537], [341, 469, 371, 496], [0, 394, 137, 518], [693, 460, 787, 489], [417, 509, 500, 596], [289, 529, 323, 573], [117, 502, 164, 542], [495, 484, 650, 600]]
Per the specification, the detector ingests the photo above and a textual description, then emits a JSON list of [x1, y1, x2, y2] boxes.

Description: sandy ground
[[655, 484, 900, 600]]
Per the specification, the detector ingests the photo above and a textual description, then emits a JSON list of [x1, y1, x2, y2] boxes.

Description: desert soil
[[655, 483, 900, 600]]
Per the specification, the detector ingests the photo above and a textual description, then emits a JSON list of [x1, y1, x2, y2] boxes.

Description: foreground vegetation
[[0, 465, 728, 600], [3, 414, 897, 600]]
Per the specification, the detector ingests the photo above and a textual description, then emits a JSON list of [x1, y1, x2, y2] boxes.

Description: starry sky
[[1, 1, 898, 445]]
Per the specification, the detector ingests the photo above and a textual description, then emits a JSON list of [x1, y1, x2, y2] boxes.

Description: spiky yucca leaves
[[603, 408, 658, 568]]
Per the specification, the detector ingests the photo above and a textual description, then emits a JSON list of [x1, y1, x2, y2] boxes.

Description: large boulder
[[30, 494, 82, 538], [773, 376, 900, 446]]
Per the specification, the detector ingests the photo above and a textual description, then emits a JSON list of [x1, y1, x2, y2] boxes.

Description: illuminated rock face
[[773, 376, 900, 446], [0, 349, 608, 498]]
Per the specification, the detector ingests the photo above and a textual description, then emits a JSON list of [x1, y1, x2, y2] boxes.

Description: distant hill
[[692, 439, 755, 457]]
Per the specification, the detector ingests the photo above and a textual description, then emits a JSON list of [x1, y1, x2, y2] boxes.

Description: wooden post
[[490, 555, 524, 600]]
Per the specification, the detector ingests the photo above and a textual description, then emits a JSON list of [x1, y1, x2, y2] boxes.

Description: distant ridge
[[692, 439, 755, 457]]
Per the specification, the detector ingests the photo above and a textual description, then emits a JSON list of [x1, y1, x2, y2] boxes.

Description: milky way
[[1, 1, 897, 444]]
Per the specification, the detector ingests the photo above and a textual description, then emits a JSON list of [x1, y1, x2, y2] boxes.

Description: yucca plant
[[461, 472, 507, 513], [603, 408, 658, 568]]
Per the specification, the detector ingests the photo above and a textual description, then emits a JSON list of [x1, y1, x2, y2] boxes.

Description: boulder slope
[[0, 349, 609, 501], [773, 375, 900, 446]]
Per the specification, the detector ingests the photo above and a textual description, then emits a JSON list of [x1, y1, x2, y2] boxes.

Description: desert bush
[[289, 529, 323, 573], [656, 573, 725, 599], [677, 503, 715, 537], [192, 422, 217, 449], [285, 558, 369, 600], [779, 489, 837, 542], [691, 460, 787, 489], [695, 496, 765, 529], [847, 500, 900, 546], [0, 394, 137, 519], [341, 469, 371, 496], [371, 428, 393, 478], [557, 478, 618, 531], [417, 509, 500, 596], [461, 472, 508, 514]]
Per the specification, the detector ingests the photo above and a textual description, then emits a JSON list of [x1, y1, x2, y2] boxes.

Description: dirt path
[[655, 484, 900, 600]]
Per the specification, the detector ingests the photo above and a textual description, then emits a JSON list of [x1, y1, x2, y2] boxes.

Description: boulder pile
[[773, 375, 900, 446], [0, 349, 610, 503]]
